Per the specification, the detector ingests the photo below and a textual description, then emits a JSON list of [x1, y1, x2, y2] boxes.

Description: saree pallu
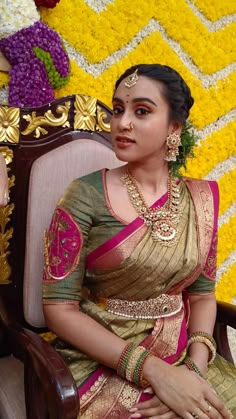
[[42, 171, 236, 417]]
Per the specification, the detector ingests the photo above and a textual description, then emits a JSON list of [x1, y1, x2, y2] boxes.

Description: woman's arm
[[43, 303, 127, 368], [44, 301, 230, 419], [187, 292, 217, 375], [0, 153, 9, 207]]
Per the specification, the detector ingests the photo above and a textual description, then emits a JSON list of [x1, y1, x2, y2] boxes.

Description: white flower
[[0, 0, 39, 39]]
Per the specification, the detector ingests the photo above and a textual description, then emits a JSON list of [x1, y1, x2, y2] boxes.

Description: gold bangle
[[187, 335, 216, 364], [189, 331, 216, 348], [125, 346, 145, 382]]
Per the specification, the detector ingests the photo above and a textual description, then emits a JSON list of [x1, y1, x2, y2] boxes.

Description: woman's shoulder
[[183, 176, 217, 186], [78, 169, 104, 185], [66, 169, 104, 192], [182, 176, 219, 211], [183, 176, 219, 194]]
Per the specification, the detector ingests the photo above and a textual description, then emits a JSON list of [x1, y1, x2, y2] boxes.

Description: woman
[[43, 64, 235, 418], [0, 153, 9, 207]]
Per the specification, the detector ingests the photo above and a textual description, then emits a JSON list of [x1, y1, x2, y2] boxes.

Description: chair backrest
[[0, 95, 123, 330]]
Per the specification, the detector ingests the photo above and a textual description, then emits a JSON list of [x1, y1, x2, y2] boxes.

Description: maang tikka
[[124, 69, 139, 88], [165, 133, 181, 162]]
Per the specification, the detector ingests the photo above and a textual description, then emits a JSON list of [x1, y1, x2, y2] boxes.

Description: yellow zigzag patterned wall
[[0, 0, 235, 303]]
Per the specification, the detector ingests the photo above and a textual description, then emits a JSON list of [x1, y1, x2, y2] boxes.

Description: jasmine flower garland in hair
[[171, 120, 198, 178]]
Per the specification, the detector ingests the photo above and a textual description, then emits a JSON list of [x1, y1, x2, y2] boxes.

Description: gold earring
[[165, 133, 181, 162], [129, 122, 134, 130]]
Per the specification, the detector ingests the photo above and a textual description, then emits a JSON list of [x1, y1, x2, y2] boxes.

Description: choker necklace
[[121, 169, 181, 246]]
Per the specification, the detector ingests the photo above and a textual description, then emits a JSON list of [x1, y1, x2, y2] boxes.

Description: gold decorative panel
[[21, 101, 70, 138], [97, 105, 111, 132], [0, 106, 20, 144], [74, 95, 111, 132], [0, 147, 15, 284], [74, 95, 97, 131]]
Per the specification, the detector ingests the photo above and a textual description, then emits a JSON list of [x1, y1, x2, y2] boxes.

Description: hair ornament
[[124, 69, 139, 88]]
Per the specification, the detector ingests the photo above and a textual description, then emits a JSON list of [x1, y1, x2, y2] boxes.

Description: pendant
[[151, 220, 177, 245]]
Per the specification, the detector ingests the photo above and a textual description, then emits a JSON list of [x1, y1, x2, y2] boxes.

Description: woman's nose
[[118, 114, 132, 131]]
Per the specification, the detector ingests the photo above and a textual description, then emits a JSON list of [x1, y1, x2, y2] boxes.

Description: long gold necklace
[[121, 169, 181, 246]]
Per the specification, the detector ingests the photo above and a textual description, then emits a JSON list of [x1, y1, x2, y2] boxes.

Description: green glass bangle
[[184, 355, 203, 378], [118, 343, 136, 378], [133, 349, 150, 386]]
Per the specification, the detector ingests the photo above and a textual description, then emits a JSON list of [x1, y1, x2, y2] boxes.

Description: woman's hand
[[0, 153, 9, 207], [142, 356, 231, 419], [129, 388, 181, 418]]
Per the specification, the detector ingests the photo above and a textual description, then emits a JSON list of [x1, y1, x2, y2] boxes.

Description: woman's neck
[[126, 162, 169, 195]]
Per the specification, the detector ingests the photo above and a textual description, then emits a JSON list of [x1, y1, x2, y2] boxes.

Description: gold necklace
[[121, 169, 181, 246]]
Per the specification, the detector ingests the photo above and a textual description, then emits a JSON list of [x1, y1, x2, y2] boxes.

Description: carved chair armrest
[[214, 301, 236, 364], [8, 325, 80, 419]]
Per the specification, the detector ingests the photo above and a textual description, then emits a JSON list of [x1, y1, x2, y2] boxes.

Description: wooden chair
[[0, 95, 235, 419]]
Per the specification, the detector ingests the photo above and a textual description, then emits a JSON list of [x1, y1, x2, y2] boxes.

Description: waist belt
[[93, 293, 183, 320]]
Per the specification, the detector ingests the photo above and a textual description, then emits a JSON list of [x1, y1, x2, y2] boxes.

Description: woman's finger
[[130, 403, 171, 418], [206, 392, 231, 419], [132, 396, 163, 410]]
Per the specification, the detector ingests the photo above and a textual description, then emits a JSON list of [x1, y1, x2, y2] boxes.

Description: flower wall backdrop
[[0, 0, 235, 303]]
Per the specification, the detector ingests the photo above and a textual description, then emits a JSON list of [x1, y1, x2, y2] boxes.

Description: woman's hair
[[114, 64, 196, 176], [115, 64, 194, 124]]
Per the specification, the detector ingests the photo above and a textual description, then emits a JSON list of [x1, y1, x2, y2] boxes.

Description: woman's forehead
[[114, 76, 166, 102]]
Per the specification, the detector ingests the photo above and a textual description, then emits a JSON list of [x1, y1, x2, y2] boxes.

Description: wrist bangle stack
[[116, 342, 136, 378], [187, 331, 217, 365], [133, 348, 152, 387], [116, 343, 152, 387], [184, 355, 203, 377]]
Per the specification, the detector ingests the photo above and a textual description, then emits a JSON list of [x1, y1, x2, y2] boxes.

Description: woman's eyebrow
[[112, 97, 157, 107]]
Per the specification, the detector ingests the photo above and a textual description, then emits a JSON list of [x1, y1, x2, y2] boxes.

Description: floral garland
[[40, 0, 235, 72], [0, 0, 70, 107]]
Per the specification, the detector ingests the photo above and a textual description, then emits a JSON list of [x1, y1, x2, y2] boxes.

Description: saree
[[42, 170, 236, 418]]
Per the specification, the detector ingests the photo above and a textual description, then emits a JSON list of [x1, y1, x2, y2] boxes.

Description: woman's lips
[[115, 136, 136, 148]]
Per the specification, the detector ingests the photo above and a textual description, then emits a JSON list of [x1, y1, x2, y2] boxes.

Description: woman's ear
[[170, 121, 183, 136]]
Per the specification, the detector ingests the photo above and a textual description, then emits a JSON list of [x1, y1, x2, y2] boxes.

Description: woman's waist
[[86, 291, 183, 320]]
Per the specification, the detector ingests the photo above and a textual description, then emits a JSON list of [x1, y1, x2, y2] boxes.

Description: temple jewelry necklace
[[121, 169, 182, 246]]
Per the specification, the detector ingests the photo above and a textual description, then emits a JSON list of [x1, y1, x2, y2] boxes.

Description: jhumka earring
[[124, 69, 139, 88], [165, 133, 181, 162]]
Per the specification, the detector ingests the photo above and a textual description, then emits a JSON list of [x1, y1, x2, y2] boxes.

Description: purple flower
[[0, 21, 70, 107], [9, 59, 54, 107]]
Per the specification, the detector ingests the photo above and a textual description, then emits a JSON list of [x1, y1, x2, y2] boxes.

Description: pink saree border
[[208, 180, 219, 231], [86, 176, 169, 268], [78, 365, 112, 399], [170, 178, 217, 293], [78, 308, 188, 410]]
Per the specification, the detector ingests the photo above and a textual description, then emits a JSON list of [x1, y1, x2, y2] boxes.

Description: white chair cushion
[[23, 138, 123, 327], [0, 356, 26, 419]]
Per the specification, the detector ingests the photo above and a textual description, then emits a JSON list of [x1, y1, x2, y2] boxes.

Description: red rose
[[35, 0, 60, 8]]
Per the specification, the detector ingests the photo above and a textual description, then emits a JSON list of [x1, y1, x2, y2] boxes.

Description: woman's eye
[[136, 108, 150, 115], [113, 106, 123, 115]]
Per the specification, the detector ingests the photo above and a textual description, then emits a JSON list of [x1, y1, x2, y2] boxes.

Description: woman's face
[[111, 75, 181, 165]]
